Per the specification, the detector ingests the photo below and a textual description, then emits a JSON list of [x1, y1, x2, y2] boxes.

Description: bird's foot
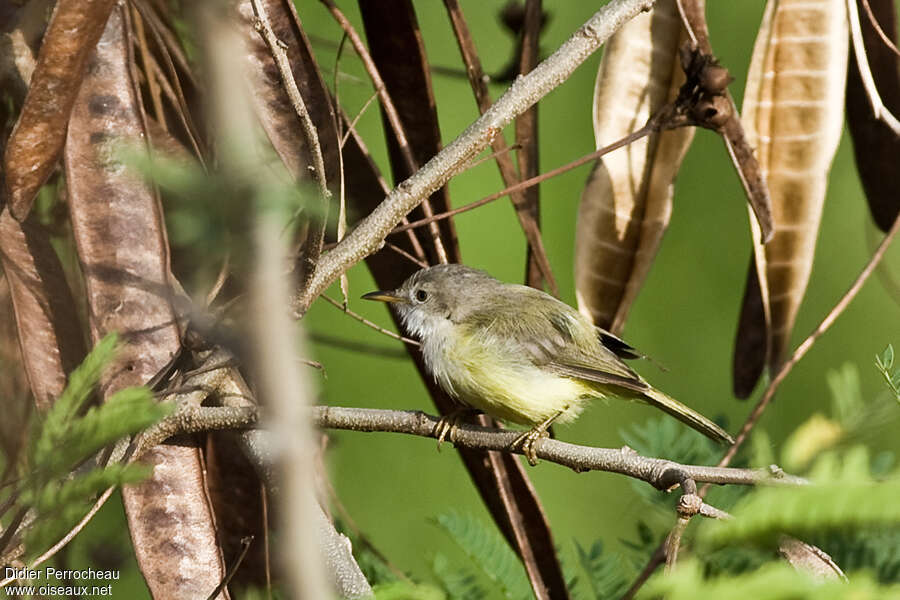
[[511, 409, 565, 466], [433, 408, 479, 451], [512, 427, 549, 466]]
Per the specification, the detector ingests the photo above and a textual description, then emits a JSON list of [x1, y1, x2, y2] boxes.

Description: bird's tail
[[641, 387, 734, 445]]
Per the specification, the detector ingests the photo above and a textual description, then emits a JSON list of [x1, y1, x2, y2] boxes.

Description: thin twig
[[465, 144, 522, 171], [251, 0, 330, 202], [292, 0, 658, 314], [860, 0, 900, 58], [205, 253, 231, 308], [621, 545, 665, 600], [332, 32, 350, 307], [664, 516, 690, 574], [340, 88, 381, 149], [250, 0, 333, 286], [847, 0, 900, 135], [320, 293, 420, 347], [714, 211, 900, 471], [444, 0, 559, 294], [206, 536, 254, 600], [625, 211, 900, 598], [337, 105, 430, 264], [319, 0, 449, 265], [516, 0, 545, 290], [676, 0, 774, 242], [384, 241, 430, 269], [390, 126, 653, 236]]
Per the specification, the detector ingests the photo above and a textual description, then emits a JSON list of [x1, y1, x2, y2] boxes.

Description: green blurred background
[[295, 0, 900, 590], [52, 1, 900, 597]]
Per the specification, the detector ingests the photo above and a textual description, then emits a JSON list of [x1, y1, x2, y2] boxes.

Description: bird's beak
[[361, 289, 407, 303]]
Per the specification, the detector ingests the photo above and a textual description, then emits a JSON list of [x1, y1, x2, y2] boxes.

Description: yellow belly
[[424, 326, 597, 426]]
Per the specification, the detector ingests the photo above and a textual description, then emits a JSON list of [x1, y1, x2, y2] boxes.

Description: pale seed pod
[[734, 0, 848, 396], [575, 0, 695, 334]]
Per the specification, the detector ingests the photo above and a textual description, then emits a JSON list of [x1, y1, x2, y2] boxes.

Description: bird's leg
[[512, 410, 565, 466], [433, 408, 481, 450]]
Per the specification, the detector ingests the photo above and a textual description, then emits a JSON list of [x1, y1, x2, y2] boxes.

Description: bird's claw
[[433, 410, 475, 450], [512, 428, 549, 466]]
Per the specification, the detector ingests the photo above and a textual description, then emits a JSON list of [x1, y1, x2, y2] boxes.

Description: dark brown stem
[[443, 0, 558, 295], [319, 0, 448, 264]]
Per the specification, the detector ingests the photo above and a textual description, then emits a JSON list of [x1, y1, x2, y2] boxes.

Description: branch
[[311, 406, 804, 488], [290, 0, 657, 314], [139, 403, 805, 490]]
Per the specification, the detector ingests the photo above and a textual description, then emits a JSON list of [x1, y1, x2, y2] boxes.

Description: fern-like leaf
[[431, 552, 485, 600], [573, 540, 629, 599], [434, 512, 531, 600], [30, 333, 119, 466], [643, 559, 900, 599], [698, 447, 900, 550]]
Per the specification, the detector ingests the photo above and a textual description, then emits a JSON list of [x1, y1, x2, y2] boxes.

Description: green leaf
[[826, 362, 863, 429], [878, 345, 894, 371], [372, 581, 446, 600], [431, 553, 484, 600], [31, 333, 119, 465], [875, 345, 900, 402], [32, 387, 171, 483], [697, 447, 900, 550], [433, 512, 531, 600], [642, 559, 900, 600], [573, 540, 629, 600], [24, 463, 151, 556]]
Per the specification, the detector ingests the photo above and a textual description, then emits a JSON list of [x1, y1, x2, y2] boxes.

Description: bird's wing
[[467, 284, 648, 391], [595, 327, 644, 360], [543, 361, 649, 392]]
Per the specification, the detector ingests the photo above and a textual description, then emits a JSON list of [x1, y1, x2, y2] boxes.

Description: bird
[[363, 264, 733, 464]]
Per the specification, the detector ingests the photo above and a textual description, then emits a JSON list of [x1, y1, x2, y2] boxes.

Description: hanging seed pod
[[734, 0, 848, 397], [575, 0, 695, 334]]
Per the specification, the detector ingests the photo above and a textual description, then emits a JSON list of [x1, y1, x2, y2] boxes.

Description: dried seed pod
[[575, 0, 695, 334], [734, 0, 848, 396]]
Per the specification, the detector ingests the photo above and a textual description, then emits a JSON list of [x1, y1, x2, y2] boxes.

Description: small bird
[[363, 264, 733, 464]]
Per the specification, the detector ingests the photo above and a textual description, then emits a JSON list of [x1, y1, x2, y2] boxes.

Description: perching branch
[[312, 406, 805, 487], [290, 0, 657, 315], [156, 403, 804, 489]]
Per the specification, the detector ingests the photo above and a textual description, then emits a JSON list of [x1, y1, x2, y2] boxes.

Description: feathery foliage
[[572, 540, 630, 599], [433, 511, 531, 600], [876, 345, 900, 403], [16, 333, 171, 557], [642, 559, 900, 599], [372, 581, 447, 600], [697, 446, 900, 550], [430, 552, 486, 600]]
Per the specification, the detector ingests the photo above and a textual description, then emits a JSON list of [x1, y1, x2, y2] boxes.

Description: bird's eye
[[414, 289, 428, 302]]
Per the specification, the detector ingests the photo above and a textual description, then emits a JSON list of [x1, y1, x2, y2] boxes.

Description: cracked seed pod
[[734, 0, 848, 397], [575, 0, 695, 334]]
